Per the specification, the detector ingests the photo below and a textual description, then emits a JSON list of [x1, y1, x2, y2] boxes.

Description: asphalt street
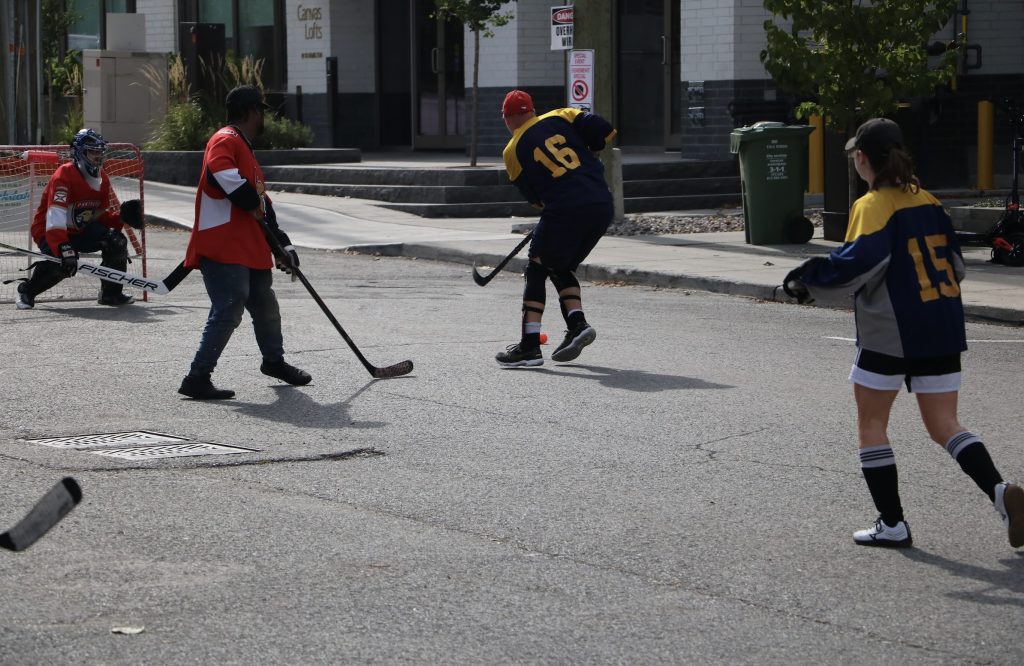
[[2, 225, 1023, 664]]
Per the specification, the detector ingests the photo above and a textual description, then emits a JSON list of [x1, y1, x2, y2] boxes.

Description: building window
[[181, 0, 286, 90], [67, 0, 137, 51]]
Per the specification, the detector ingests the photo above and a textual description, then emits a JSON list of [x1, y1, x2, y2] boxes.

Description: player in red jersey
[[178, 85, 310, 400], [16, 129, 143, 309]]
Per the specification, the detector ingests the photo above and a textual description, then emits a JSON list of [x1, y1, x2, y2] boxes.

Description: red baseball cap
[[502, 90, 534, 118]]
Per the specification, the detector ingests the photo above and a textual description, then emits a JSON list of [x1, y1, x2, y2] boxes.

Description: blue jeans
[[189, 258, 284, 376]]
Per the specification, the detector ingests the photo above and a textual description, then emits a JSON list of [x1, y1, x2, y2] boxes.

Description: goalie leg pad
[[24, 260, 65, 298], [99, 231, 129, 296], [522, 261, 548, 306]]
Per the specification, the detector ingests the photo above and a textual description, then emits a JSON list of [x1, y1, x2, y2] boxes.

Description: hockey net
[[0, 144, 146, 303]]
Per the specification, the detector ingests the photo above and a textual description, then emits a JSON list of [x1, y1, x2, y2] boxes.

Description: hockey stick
[[472, 232, 533, 286], [0, 477, 82, 552], [254, 217, 414, 379], [0, 242, 190, 295]]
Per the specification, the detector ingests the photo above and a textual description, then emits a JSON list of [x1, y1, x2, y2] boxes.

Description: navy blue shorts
[[528, 202, 613, 272]]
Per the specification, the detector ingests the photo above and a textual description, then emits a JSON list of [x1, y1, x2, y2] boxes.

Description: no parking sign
[[568, 49, 594, 111]]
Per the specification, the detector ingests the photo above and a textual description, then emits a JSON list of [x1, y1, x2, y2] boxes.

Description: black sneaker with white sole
[[15, 282, 33, 310], [853, 516, 913, 548], [551, 323, 596, 362], [495, 343, 543, 367]]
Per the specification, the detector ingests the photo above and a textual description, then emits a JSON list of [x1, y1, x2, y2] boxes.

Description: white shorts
[[849, 347, 962, 393]]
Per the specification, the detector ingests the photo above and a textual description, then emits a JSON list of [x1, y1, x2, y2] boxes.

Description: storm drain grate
[[88, 442, 258, 461], [24, 431, 191, 449], [21, 431, 258, 460]]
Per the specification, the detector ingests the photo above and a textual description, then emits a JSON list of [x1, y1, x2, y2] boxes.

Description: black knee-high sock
[[860, 444, 904, 526], [945, 432, 1003, 502]]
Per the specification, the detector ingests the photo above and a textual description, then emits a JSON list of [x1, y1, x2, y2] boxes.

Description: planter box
[[142, 148, 361, 185]]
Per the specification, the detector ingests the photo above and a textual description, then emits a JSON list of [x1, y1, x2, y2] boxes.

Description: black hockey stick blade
[[252, 216, 414, 379], [0, 477, 82, 552], [161, 261, 193, 292], [472, 232, 533, 286]]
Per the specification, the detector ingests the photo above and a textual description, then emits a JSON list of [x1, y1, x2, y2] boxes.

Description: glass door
[[617, 0, 681, 149], [413, 4, 465, 149]]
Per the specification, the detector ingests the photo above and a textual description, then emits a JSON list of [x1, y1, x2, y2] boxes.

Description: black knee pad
[[549, 269, 579, 293], [522, 261, 548, 304]]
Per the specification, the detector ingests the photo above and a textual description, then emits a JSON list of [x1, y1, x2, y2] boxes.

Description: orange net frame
[[0, 144, 147, 303]]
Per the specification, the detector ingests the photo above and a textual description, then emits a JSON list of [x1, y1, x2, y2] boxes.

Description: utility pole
[[571, 0, 615, 127]]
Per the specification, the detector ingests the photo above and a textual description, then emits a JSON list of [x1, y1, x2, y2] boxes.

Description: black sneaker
[[15, 282, 33, 310], [178, 374, 235, 400], [551, 323, 596, 362], [495, 343, 543, 367], [260, 360, 312, 386], [97, 291, 135, 306]]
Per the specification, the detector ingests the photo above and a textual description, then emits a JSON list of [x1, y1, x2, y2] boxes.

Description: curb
[[345, 242, 1024, 327]]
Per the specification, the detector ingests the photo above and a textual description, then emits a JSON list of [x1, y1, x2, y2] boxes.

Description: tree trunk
[[470, 28, 480, 167]]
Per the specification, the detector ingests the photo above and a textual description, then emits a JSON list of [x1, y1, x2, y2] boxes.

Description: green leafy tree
[[42, 0, 83, 141], [435, 0, 516, 166], [760, 0, 960, 134]]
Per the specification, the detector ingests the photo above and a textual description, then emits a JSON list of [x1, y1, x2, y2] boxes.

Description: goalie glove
[[57, 242, 78, 277], [119, 199, 143, 230], [272, 229, 299, 275]]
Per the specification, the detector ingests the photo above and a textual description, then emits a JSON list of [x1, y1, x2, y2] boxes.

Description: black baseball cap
[[225, 85, 270, 114], [845, 118, 903, 160]]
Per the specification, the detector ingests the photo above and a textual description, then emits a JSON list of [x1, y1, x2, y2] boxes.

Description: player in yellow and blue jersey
[[495, 89, 617, 368], [785, 118, 1023, 549]]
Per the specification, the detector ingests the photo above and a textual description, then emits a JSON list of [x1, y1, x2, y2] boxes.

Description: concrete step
[[263, 158, 745, 217]]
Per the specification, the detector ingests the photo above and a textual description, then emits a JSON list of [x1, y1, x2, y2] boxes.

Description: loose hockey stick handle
[[0, 242, 190, 295], [0, 477, 82, 552], [472, 232, 533, 286], [253, 217, 413, 379]]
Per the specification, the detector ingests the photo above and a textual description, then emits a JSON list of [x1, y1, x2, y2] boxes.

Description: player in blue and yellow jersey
[[785, 118, 1023, 549], [495, 90, 617, 367]]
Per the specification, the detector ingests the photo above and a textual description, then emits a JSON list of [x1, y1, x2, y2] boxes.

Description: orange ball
[[539, 332, 548, 344]]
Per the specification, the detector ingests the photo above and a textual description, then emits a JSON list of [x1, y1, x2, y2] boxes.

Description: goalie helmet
[[70, 128, 108, 178]]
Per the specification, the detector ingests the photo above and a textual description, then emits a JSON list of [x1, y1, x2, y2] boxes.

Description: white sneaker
[[994, 482, 1024, 548], [853, 516, 913, 548]]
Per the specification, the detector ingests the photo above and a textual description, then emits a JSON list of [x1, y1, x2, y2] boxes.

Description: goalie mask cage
[[0, 144, 147, 304]]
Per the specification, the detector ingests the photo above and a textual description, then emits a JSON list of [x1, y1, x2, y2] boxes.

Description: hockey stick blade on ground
[[0, 477, 82, 552], [0, 242, 190, 296], [253, 217, 413, 379], [472, 232, 533, 286]]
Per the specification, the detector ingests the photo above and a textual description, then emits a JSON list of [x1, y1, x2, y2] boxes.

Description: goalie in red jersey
[[16, 129, 143, 309]]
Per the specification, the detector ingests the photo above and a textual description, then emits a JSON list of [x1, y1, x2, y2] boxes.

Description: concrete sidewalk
[[145, 180, 1024, 326]]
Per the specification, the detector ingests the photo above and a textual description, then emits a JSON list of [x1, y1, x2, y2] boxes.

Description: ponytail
[[869, 147, 919, 193]]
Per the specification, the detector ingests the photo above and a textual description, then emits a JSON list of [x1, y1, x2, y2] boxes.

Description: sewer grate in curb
[[88, 442, 258, 461], [24, 431, 191, 449]]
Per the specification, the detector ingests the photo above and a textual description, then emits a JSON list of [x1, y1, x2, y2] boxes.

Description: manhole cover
[[89, 442, 257, 461], [24, 431, 191, 449]]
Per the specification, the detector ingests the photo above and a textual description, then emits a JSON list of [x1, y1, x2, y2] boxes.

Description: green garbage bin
[[729, 122, 815, 245]]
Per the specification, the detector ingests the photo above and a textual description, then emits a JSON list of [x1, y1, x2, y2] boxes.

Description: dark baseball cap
[[845, 118, 903, 160], [225, 85, 270, 113]]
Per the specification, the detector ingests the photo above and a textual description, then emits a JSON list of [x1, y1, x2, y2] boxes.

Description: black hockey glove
[[782, 265, 811, 304], [119, 199, 144, 230], [272, 229, 299, 275], [57, 242, 78, 277]]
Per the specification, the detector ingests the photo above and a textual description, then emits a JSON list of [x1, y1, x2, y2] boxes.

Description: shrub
[[145, 100, 218, 151], [254, 114, 315, 150]]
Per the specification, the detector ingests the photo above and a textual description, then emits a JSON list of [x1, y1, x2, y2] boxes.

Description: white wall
[[516, 0, 563, 85], [287, 0, 333, 93], [681, 0, 737, 81], [135, 0, 176, 54], [959, 1, 1024, 74], [467, 2, 519, 88]]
